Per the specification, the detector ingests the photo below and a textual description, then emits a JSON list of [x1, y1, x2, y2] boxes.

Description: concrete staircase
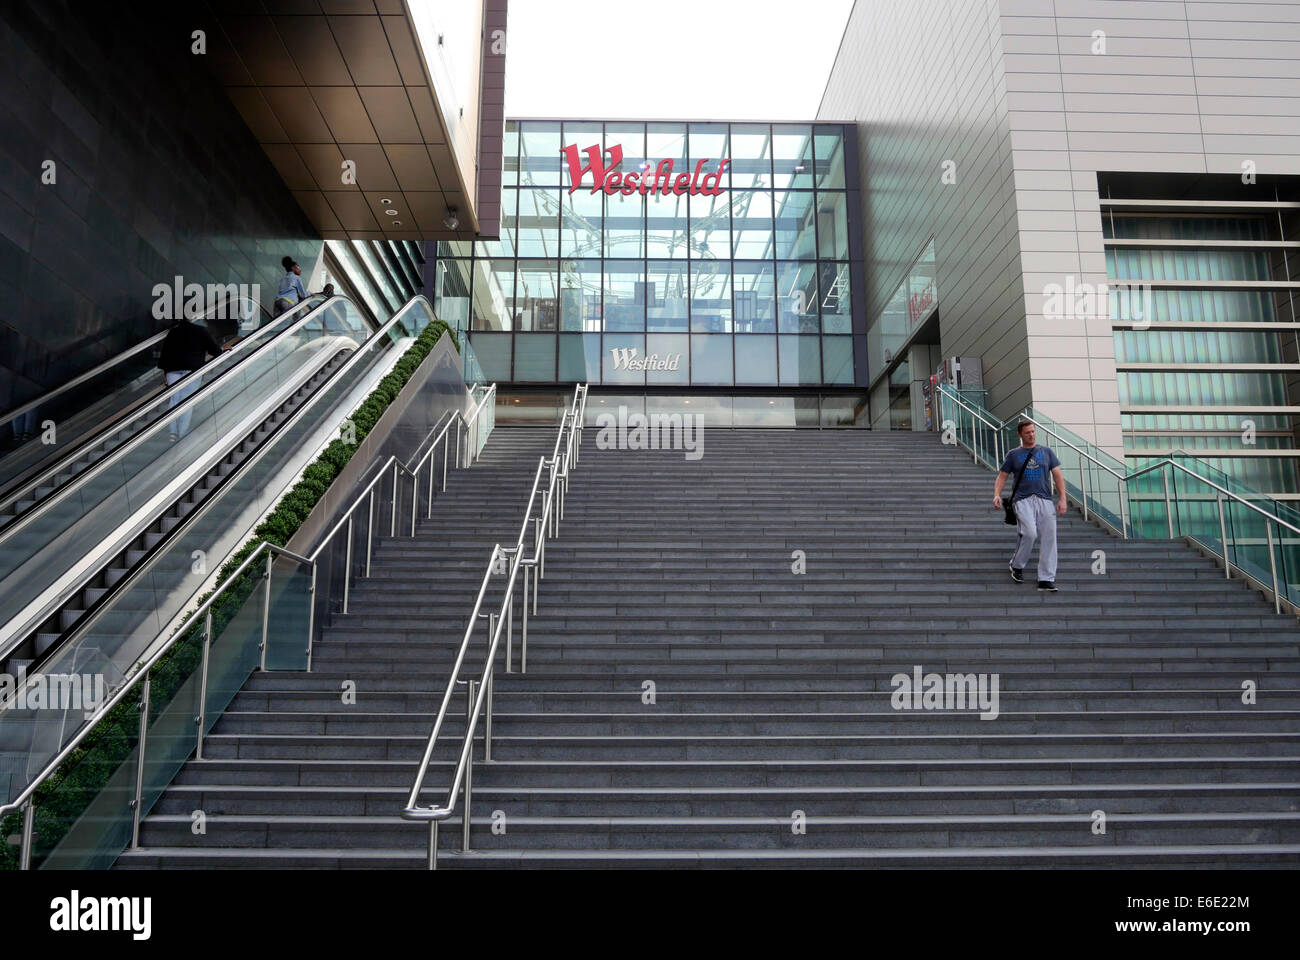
[[117, 426, 1300, 868]]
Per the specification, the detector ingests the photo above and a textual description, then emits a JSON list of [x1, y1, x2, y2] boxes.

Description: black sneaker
[[1037, 580, 1058, 592], [1009, 565, 1024, 584]]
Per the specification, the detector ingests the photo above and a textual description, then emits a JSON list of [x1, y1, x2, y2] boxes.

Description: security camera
[[443, 208, 459, 230]]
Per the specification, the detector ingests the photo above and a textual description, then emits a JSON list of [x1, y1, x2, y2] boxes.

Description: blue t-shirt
[[1000, 445, 1060, 501]]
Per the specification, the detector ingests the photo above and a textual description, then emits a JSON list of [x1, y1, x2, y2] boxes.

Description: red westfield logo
[[562, 143, 730, 197]]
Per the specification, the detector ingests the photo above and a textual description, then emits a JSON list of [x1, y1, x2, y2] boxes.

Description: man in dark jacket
[[158, 320, 231, 441]]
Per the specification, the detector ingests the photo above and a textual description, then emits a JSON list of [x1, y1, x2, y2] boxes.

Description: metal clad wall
[[817, 0, 1029, 430], [821, 0, 1300, 452]]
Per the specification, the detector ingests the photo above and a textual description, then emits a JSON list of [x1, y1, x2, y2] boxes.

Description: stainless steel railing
[[0, 378, 498, 867], [300, 388, 496, 667], [400, 383, 588, 869], [937, 383, 1300, 615]]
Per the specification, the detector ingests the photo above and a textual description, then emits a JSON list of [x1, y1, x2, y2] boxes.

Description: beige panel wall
[[1001, 0, 1300, 456]]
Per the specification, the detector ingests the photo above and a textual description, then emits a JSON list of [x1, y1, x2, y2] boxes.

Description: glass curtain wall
[[323, 239, 424, 324], [1106, 211, 1300, 497], [433, 121, 860, 388]]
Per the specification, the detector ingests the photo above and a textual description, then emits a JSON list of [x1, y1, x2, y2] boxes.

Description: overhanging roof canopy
[[199, 0, 503, 242]]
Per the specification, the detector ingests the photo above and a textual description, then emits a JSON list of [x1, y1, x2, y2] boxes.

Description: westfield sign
[[563, 143, 730, 197]]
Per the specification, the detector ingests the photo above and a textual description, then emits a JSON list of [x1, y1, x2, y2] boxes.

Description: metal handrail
[[939, 383, 1300, 539], [0, 295, 350, 539], [461, 384, 497, 467], [939, 383, 1300, 614], [301, 404, 484, 661], [0, 296, 274, 425], [0, 539, 310, 827], [400, 383, 588, 869], [3, 355, 494, 869], [0, 297, 315, 516]]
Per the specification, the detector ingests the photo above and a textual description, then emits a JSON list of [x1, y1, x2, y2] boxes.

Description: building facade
[[432, 119, 870, 425], [819, 0, 1300, 503]]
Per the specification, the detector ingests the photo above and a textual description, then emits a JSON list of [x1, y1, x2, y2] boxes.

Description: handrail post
[[260, 550, 273, 671], [485, 613, 495, 763], [427, 443, 436, 520], [533, 518, 542, 614], [506, 566, 514, 673], [306, 563, 317, 672], [18, 798, 35, 870], [428, 820, 439, 871], [519, 560, 529, 675], [390, 460, 399, 537], [1119, 475, 1131, 539], [130, 678, 152, 848], [1267, 519, 1282, 615], [365, 492, 374, 578], [196, 610, 212, 760], [1163, 467, 1174, 539], [1217, 492, 1230, 579], [442, 430, 450, 490], [343, 516, 354, 614], [463, 679, 475, 853], [1079, 459, 1089, 523]]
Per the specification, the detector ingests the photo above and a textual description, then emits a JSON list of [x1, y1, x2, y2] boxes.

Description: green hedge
[[0, 318, 458, 869]]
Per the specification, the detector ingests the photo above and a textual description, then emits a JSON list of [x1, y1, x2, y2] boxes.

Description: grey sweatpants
[[1011, 496, 1057, 583]]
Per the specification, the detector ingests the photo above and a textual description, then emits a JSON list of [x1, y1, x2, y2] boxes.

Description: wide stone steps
[[121, 425, 1300, 869]]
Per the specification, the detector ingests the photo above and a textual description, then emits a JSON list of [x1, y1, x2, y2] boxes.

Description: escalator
[[4, 350, 351, 675], [0, 295, 440, 809], [0, 295, 371, 669], [0, 296, 329, 531]]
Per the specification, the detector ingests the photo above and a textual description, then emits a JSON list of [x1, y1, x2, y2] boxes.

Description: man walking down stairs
[[119, 426, 1300, 868]]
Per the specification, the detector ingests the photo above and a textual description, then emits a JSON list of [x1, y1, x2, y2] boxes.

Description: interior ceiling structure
[[199, 0, 481, 242]]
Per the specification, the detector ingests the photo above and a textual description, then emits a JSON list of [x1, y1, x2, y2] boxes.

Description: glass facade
[[1105, 210, 1300, 496], [322, 239, 425, 325], [433, 120, 863, 388]]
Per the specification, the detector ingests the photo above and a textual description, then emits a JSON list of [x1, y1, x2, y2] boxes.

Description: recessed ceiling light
[[385, 208, 399, 216], [380, 197, 393, 205], [392, 220, 402, 226]]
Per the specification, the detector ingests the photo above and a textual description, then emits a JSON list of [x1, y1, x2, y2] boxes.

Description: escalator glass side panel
[[0, 297, 420, 809], [0, 299, 371, 651], [0, 297, 313, 500]]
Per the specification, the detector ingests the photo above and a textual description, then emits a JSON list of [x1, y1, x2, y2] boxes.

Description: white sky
[[503, 0, 856, 121]]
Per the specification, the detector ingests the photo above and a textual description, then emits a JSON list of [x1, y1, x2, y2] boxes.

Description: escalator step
[[104, 567, 128, 587], [143, 532, 163, 549], [34, 634, 61, 656], [59, 608, 84, 631], [83, 586, 108, 607], [126, 549, 147, 565], [159, 515, 180, 533]]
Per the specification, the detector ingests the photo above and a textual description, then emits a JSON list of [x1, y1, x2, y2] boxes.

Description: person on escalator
[[273, 256, 313, 317], [158, 319, 231, 442]]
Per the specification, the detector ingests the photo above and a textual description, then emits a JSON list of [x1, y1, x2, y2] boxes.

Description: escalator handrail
[[0, 295, 431, 740], [0, 297, 273, 424], [0, 296, 350, 543], [0, 297, 315, 512]]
